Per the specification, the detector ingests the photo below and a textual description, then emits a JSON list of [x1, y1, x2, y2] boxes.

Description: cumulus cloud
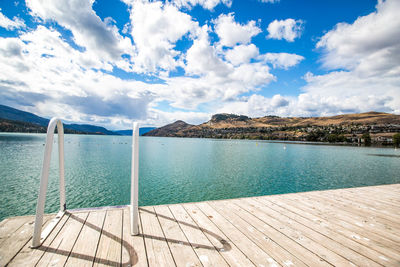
[[0, 21, 274, 128], [225, 44, 259, 66], [267, 18, 303, 42], [26, 0, 134, 63], [218, 0, 400, 118], [124, 0, 198, 73], [316, 0, 400, 73], [214, 13, 261, 47], [172, 0, 232, 10], [215, 94, 293, 118], [3, 0, 397, 130], [307, 0, 400, 114], [0, 26, 155, 127], [0, 9, 25, 30], [180, 25, 276, 108], [260, 52, 304, 69], [185, 25, 231, 77]]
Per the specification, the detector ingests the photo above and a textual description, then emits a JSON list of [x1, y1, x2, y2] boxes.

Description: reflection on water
[[1, 133, 400, 221], [367, 154, 400, 158]]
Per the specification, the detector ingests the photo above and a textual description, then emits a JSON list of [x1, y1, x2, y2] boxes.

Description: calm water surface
[[1, 133, 399, 220]]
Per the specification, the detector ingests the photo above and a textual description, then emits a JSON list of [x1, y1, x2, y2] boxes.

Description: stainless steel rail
[[32, 118, 65, 248], [32, 118, 140, 248]]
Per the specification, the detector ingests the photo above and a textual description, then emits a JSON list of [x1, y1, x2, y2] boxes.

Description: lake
[[1, 133, 399, 221]]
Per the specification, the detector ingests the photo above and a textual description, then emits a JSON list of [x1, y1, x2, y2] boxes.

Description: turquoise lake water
[[1, 133, 399, 221]]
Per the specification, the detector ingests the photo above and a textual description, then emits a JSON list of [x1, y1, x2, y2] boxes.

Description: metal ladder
[[31, 119, 139, 248]]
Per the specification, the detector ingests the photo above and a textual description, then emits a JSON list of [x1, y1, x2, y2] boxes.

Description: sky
[[0, 0, 399, 129]]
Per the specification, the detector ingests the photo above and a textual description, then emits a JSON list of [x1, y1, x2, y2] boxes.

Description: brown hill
[[144, 112, 400, 145], [201, 112, 400, 128], [143, 120, 193, 137]]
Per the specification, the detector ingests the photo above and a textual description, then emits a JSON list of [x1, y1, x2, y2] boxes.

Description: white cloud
[[124, 0, 198, 73], [3, 0, 396, 131], [306, 0, 400, 115], [172, 0, 232, 10], [260, 52, 304, 69], [267, 18, 303, 42], [219, 0, 400, 118], [214, 13, 261, 47], [316, 0, 400, 73], [147, 108, 210, 126], [225, 44, 259, 66], [181, 25, 276, 108], [215, 94, 293, 118], [0, 9, 25, 30], [0, 26, 155, 128], [26, 0, 134, 63], [185, 25, 231, 77]]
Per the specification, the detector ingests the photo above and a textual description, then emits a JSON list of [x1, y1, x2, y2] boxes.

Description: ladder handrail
[[32, 118, 66, 248], [131, 122, 139, 235], [32, 118, 140, 248]]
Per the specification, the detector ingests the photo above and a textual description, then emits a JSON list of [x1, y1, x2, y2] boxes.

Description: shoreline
[[1, 131, 399, 149]]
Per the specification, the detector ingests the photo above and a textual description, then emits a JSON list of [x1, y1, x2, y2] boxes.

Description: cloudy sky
[[0, 0, 399, 129]]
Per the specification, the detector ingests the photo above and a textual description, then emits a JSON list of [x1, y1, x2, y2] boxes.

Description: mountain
[[0, 104, 49, 126], [66, 124, 116, 135], [115, 127, 156, 136], [0, 118, 91, 134], [144, 120, 193, 137], [0, 104, 144, 135], [144, 112, 400, 145]]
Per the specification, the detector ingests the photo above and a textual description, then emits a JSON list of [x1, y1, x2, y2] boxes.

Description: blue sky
[[0, 0, 399, 129]]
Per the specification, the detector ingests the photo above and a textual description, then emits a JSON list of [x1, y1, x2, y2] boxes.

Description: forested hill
[[0, 105, 154, 135]]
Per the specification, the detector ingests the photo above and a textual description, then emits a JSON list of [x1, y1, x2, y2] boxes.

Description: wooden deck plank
[[140, 206, 176, 267], [296, 193, 400, 245], [0, 215, 52, 266], [325, 187, 400, 212], [280, 190, 397, 233], [267, 194, 400, 265], [209, 200, 308, 267], [0, 216, 32, 248], [37, 212, 89, 266], [221, 198, 331, 266], [8, 213, 70, 266], [64, 210, 106, 267], [317, 191, 400, 234], [93, 209, 123, 267], [279, 193, 400, 253], [248, 196, 383, 266], [196, 202, 280, 266], [168, 204, 229, 267], [325, 190, 400, 221], [305, 190, 400, 233], [182, 202, 256, 267], [257, 196, 399, 266], [345, 187, 400, 207], [357, 185, 400, 202], [121, 207, 148, 267], [234, 198, 354, 266], [0, 184, 399, 266], [153, 205, 202, 267]]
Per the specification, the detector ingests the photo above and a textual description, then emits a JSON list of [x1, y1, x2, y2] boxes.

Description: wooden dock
[[1, 184, 399, 266]]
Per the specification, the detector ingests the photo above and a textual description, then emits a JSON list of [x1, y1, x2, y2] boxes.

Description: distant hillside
[[144, 120, 193, 137], [0, 104, 49, 126], [0, 118, 89, 134], [0, 105, 121, 135], [66, 124, 115, 135], [0, 104, 156, 135], [144, 112, 400, 145]]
